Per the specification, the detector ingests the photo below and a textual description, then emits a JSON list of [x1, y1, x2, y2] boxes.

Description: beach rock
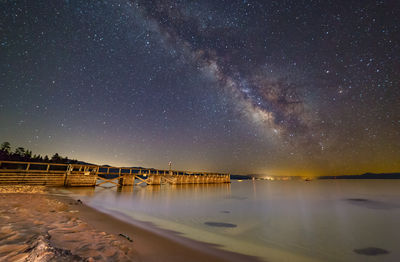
[[26, 235, 84, 261], [119, 233, 133, 242]]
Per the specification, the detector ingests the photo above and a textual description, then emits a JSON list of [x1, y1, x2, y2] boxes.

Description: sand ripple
[[0, 192, 135, 261]]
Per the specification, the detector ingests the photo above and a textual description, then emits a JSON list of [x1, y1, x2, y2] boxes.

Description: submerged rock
[[228, 196, 248, 200], [345, 198, 398, 210], [353, 247, 389, 256], [204, 222, 237, 228], [347, 198, 368, 202]]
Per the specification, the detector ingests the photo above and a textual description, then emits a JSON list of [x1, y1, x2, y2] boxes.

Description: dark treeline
[[0, 142, 78, 164], [318, 173, 400, 179]]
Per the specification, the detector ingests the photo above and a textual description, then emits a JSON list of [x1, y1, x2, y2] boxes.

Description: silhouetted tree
[[0, 142, 80, 164], [14, 147, 25, 157], [1, 142, 11, 153], [25, 150, 32, 158], [33, 154, 43, 162], [51, 153, 62, 162]]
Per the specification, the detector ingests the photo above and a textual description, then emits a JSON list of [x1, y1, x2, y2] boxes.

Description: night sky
[[1, 0, 399, 176]]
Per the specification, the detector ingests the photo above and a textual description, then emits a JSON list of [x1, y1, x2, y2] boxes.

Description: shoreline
[[66, 195, 262, 262], [0, 186, 261, 261]]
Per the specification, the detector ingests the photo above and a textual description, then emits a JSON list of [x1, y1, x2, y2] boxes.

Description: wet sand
[[0, 186, 260, 261]]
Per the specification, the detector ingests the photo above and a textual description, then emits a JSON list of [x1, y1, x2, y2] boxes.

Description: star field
[[1, 0, 399, 176]]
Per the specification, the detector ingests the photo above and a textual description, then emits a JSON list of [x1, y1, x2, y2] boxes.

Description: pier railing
[[0, 161, 230, 187]]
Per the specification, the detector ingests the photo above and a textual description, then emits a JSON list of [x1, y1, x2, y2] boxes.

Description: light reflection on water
[[64, 180, 400, 262]]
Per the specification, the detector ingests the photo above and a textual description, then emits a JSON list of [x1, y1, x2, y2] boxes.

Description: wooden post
[[148, 174, 161, 185], [120, 173, 135, 186], [64, 164, 72, 186]]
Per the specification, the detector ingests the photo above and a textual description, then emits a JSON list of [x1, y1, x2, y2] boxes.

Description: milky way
[[135, 0, 315, 139], [1, 0, 399, 176]]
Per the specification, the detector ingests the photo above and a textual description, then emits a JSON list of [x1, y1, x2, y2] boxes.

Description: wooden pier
[[0, 161, 230, 187]]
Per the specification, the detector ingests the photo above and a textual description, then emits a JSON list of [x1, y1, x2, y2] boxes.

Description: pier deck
[[0, 161, 230, 187]]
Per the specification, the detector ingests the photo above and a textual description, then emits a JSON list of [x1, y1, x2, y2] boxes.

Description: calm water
[[62, 180, 400, 262]]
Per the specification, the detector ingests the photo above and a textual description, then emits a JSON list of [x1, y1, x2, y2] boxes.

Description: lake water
[[62, 180, 400, 262]]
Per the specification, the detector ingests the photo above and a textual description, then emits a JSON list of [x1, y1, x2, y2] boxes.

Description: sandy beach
[[0, 186, 260, 262]]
